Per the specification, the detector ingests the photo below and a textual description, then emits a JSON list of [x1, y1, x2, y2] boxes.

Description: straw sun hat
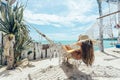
[[78, 35, 89, 41], [78, 34, 98, 44]]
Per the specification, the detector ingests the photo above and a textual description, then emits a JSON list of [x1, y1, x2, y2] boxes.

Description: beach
[[0, 0, 120, 80], [0, 47, 120, 80]]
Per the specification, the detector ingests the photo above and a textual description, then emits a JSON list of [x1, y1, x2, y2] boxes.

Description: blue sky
[[18, 0, 118, 41]]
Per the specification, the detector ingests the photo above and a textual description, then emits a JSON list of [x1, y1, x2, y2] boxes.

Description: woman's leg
[[62, 45, 72, 63], [62, 45, 72, 51]]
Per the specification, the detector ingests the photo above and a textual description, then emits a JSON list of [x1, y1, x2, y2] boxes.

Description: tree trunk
[[4, 34, 15, 70], [97, 0, 104, 52]]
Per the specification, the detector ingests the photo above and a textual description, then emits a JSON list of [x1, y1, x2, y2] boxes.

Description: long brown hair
[[81, 40, 94, 66]]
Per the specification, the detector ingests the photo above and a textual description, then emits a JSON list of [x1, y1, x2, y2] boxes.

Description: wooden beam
[[97, 10, 120, 19]]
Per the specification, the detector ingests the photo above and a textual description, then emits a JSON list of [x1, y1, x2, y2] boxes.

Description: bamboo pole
[[97, 0, 104, 52], [117, 1, 120, 43], [97, 10, 120, 19]]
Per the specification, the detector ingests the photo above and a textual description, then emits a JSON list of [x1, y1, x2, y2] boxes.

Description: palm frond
[[0, 1, 32, 61]]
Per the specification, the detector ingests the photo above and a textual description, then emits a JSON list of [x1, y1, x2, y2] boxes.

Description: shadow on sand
[[0, 69, 11, 77], [103, 52, 120, 61], [103, 52, 119, 58], [60, 62, 92, 80]]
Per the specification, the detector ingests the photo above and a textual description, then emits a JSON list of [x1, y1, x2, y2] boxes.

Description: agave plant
[[0, 1, 32, 69], [14, 26, 32, 62]]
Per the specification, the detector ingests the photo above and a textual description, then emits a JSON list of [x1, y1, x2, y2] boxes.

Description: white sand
[[0, 48, 120, 80]]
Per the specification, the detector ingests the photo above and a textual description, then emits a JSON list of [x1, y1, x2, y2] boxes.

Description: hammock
[[62, 39, 94, 66]]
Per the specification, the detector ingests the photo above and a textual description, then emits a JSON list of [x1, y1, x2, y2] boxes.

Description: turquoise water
[[58, 40, 116, 50], [41, 40, 117, 50], [94, 40, 116, 50]]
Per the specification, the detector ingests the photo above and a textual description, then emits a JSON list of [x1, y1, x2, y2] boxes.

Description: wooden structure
[[97, 10, 120, 19], [97, 0, 104, 52]]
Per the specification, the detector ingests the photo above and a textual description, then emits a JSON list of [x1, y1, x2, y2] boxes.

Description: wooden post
[[97, 10, 120, 19], [33, 43, 36, 60], [117, 1, 120, 43], [97, 0, 104, 52], [1, 33, 3, 65], [45, 49, 47, 58], [0, 32, 3, 65]]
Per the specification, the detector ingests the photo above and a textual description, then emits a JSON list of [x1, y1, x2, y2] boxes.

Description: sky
[[17, 0, 118, 41]]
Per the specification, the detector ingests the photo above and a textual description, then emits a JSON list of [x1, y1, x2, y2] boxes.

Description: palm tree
[[97, 0, 104, 52], [0, 1, 32, 69]]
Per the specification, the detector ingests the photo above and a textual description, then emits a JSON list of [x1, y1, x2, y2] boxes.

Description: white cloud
[[65, 0, 98, 23], [24, 0, 97, 28], [30, 31, 76, 41], [71, 26, 89, 32], [46, 33, 77, 40], [23, 0, 100, 40], [66, 0, 95, 15], [24, 10, 75, 27]]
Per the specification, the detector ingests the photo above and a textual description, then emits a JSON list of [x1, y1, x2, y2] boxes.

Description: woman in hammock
[[62, 35, 94, 66]]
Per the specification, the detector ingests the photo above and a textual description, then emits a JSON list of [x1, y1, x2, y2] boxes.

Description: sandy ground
[[0, 47, 120, 80]]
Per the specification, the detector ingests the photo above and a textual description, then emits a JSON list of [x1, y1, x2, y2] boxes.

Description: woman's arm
[[72, 41, 82, 46], [62, 45, 72, 51], [66, 48, 80, 54]]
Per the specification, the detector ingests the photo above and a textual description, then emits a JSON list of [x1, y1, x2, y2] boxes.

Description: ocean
[[94, 40, 116, 50], [41, 40, 117, 51]]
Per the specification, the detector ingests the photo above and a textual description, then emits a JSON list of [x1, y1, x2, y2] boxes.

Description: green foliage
[[0, 1, 32, 61], [0, 2, 23, 34]]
